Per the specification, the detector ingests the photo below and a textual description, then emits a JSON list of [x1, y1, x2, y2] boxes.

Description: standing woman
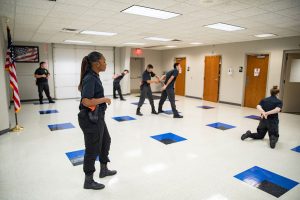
[[78, 51, 117, 190]]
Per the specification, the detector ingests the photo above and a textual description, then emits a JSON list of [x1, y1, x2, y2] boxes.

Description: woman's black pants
[[78, 109, 111, 175]]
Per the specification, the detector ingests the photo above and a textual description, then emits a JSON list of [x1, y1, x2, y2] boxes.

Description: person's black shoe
[[136, 108, 143, 116], [151, 109, 158, 114], [173, 114, 183, 118], [113, 97, 118, 99], [100, 163, 117, 178], [241, 130, 251, 140], [84, 175, 105, 190], [270, 136, 278, 149], [49, 100, 55, 103], [39, 101, 44, 104], [158, 109, 164, 114], [120, 98, 126, 101]]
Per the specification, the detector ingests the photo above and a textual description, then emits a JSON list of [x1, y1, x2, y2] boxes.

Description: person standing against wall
[[241, 86, 282, 149], [78, 52, 117, 190], [158, 63, 183, 118], [34, 62, 55, 104], [113, 69, 129, 101], [136, 64, 160, 116]]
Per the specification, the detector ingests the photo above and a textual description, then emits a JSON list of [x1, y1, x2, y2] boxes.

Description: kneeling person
[[241, 86, 282, 149]]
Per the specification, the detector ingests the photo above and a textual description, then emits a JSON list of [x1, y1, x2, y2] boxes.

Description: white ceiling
[[0, 0, 300, 49]]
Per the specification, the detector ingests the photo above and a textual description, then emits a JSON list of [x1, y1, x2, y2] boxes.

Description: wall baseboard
[[0, 128, 10, 136], [185, 95, 202, 100], [219, 101, 241, 106]]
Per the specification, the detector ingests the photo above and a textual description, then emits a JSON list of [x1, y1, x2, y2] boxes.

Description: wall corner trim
[[0, 128, 10, 136], [185, 95, 202, 100]]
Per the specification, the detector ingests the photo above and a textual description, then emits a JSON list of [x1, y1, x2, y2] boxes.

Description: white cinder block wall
[[162, 36, 300, 105]]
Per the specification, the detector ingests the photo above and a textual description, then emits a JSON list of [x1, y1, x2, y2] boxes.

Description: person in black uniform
[[34, 62, 55, 104], [113, 69, 129, 101], [158, 63, 183, 118], [241, 86, 282, 149], [136, 64, 160, 116], [78, 51, 117, 190]]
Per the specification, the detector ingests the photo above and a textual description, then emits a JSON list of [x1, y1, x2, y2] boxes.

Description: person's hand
[[104, 98, 111, 105], [42, 74, 47, 78], [261, 112, 268, 119], [161, 85, 167, 91]]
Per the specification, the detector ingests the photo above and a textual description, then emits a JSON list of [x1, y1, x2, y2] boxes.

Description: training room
[[0, 0, 300, 199]]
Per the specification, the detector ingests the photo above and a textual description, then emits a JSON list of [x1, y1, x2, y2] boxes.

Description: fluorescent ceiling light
[[166, 45, 176, 48], [190, 42, 203, 45], [124, 42, 145, 46], [121, 5, 180, 19], [254, 33, 277, 38], [80, 30, 117, 36], [64, 40, 92, 44], [204, 23, 245, 31], [144, 37, 172, 42]]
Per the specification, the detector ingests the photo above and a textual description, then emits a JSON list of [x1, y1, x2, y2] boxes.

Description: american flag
[[15, 46, 38, 62], [5, 26, 21, 112]]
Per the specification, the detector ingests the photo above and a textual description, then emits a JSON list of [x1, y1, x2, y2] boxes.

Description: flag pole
[[11, 112, 23, 132], [5, 21, 23, 132]]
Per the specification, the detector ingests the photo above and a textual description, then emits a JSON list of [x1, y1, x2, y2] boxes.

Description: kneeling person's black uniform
[[241, 86, 282, 149]]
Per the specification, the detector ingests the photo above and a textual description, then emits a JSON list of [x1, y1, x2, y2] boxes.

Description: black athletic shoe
[[241, 130, 251, 140], [49, 100, 55, 103], [39, 101, 44, 104], [84, 175, 105, 190], [270, 136, 278, 149], [120, 98, 126, 101], [113, 97, 118, 99], [173, 114, 183, 118]]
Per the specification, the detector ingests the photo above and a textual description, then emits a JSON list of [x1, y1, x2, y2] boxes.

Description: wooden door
[[203, 55, 221, 102], [244, 55, 269, 108], [175, 57, 186, 96]]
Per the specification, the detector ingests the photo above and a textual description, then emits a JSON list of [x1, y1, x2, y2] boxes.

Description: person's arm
[[81, 77, 111, 108], [113, 74, 121, 79], [146, 80, 159, 84], [265, 107, 281, 116], [160, 75, 166, 81], [34, 74, 46, 78], [161, 76, 175, 91], [82, 97, 111, 107]]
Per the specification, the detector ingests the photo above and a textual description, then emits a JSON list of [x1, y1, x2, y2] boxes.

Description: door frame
[[242, 52, 271, 107], [174, 57, 187, 96], [203, 54, 222, 102], [279, 49, 300, 102]]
